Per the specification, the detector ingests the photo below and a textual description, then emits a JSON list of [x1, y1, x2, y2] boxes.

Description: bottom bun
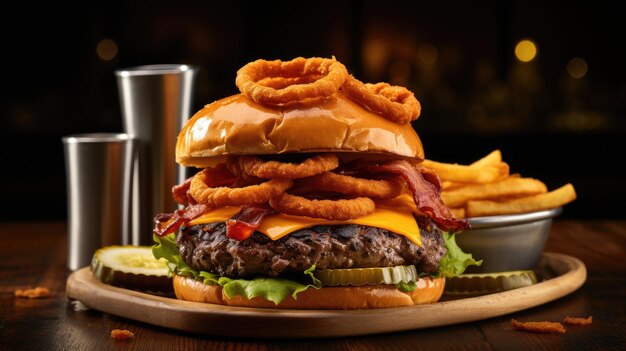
[[173, 274, 445, 309]]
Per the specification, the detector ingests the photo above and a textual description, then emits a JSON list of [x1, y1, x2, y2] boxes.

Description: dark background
[[1, 1, 624, 221]]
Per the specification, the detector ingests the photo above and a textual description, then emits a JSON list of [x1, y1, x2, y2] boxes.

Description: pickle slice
[[444, 270, 537, 297], [91, 246, 173, 293], [314, 265, 419, 286]]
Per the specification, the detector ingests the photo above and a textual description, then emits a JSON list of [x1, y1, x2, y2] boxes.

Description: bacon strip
[[202, 164, 239, 187], [153, 203, 210, 237], [172, 177, 193, 205], [415, 165, 442, 191], [227, 206, 276, 240], [158, 164, 270, 237], [370, 160, 469, 232], [154, 204, 276, 239]]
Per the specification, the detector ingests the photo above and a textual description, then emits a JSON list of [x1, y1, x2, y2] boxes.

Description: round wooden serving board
[[66, 252, 586, 338]]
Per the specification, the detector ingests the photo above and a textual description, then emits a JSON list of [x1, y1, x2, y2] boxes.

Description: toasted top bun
[[176, 93, 424, 167], [173, 274, 445, 309]]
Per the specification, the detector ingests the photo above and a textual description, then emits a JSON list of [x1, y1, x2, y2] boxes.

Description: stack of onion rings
[[342, 76, 421, 124], [235, 56, 421, 125], [236, 57, 348, 105], [184, 153, 407, 221]]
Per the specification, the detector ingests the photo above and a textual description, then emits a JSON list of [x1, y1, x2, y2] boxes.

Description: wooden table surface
[[1, 220, 624, 350]]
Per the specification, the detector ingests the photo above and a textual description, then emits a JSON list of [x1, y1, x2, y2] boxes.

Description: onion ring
[[256, 75, 324, 90], [269, 193, 375, 220], [236, 57, 348, 105], [300, 172, 405, 199], [190, 168, 292, 207], [239, 154, 339, 179], [226, 156, 245, 177], [342, 76, 421, 124], [225, 156, 264, 186]]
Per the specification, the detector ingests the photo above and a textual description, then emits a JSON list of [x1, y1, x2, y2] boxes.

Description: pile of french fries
[[423, 150, 577, 218]]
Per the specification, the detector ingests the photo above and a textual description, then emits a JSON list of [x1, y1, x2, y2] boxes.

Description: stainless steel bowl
[[457, 207, 563, 273]]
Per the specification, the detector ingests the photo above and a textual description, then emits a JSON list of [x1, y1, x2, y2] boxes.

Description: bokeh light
[[418, 44, 439, 65], [96, 39, 118, 61], [514, 39, 537, 62], [567, 57, 588, 79]]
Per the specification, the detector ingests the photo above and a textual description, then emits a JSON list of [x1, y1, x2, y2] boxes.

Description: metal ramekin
[[457, 207, 563, 273]]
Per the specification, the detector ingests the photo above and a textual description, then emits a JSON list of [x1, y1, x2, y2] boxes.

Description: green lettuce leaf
[[152, 234, 321, 304], [152, 232, 204, 280], [438, 232, 482, 278], [218, 266, 321, 305], [396, 281, 417, 292]]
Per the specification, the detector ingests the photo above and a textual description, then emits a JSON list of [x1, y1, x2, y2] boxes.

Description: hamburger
[[152, 57, 479, 309]]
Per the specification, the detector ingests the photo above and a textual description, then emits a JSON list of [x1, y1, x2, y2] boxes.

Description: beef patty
[[177, 221, 446, 278]]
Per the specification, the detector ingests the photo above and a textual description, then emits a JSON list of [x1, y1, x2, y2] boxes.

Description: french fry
[[422, 159, 508, 183], [470, 150, 502, 168], [442, 180, 455, 190], [450, 207, 466, 219], [442, 177, 548, 208], [432, 150, 576, 217], [466, 184, 576, 217], [491, 162, 510, 181], [442, 181, 468, 191]]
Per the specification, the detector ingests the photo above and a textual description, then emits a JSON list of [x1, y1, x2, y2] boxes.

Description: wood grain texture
[[1, 220, 625, 350]]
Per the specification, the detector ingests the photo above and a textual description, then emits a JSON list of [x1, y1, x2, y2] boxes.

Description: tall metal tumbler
[[63, 133, 135, 270], [116, 64, 198, 245]]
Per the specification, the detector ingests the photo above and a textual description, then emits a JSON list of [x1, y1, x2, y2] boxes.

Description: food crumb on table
[[511, 319, 566, 334], [15, 287, 50, 299], [563, 316, 593, 326], [110, 329, 135, 340]]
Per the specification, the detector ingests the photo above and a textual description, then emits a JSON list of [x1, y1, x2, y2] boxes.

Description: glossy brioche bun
[[173, 274, 445, 309], [176, 93, 424, 168]]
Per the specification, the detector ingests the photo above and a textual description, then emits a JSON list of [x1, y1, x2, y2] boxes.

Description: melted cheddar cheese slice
[[188, 195, 421, 246]]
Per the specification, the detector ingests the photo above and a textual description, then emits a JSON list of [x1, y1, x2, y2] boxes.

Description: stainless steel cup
[[62, 133, 135, 270], [116, 64, 198, 245], [460, 208, 563, 273]]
